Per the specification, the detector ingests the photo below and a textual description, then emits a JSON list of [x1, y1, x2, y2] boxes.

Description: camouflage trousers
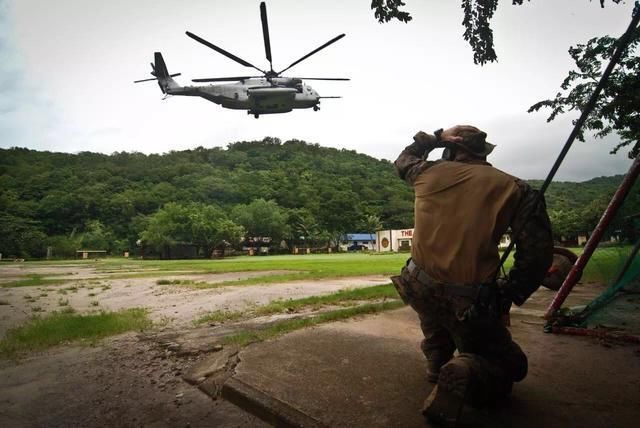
[[392, 263, 528, 407]]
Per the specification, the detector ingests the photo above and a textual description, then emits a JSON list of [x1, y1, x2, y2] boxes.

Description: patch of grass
[[0, 308, 152, 358], [223, 300, 404, 347], [101, 285, 111, 291], [88, 292, 96, 297], [1, 275, 67, 288], [39, 292, 48, 297], [90, 301, 99, 307], [254, 284, 397, 316], [31, 306, 43, 313], [58, 298, 69, 307], [57, 289, 68, 295], [65, 286, 79, 293], [194, 310, 244, 325], [156, 279, 199, 286]]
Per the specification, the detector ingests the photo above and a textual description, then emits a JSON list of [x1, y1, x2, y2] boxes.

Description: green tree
[[359, 213, 383, 235], [371, 0, 625, 65], [287, 208, 331, 247], [79, 220, 114, 251], [528, 25, 640, 158], [0, 212, 47, 258], [141, 203, 244, 257], [231, 199, 289, 242]]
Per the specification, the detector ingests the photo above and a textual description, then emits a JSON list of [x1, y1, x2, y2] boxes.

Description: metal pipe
[[545, 156, 640, 319]]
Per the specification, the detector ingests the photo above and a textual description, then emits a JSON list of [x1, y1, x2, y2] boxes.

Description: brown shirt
[[395, 133, 553, 305], [412, 161, 520, 283]]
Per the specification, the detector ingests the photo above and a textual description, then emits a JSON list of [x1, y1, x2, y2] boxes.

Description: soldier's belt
[[406, 259, 487, 300]]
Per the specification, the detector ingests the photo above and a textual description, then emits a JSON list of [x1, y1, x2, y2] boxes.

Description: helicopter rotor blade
[[260, 2, 273, 71], [134, 77, 159, 83], [291, 77, 350, 81], [278, 33, 345, 75], [192, 76, 260, 82], [185, 31, 266, 75]]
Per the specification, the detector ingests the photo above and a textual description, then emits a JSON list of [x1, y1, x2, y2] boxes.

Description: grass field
[[6, 246, 634, 287], [4, 245, 635, 289]]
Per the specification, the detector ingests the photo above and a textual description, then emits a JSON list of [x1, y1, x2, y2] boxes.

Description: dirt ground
[[0, 263, 389, 336], [0, 333, 268, 427], [0, 262, 390, 427], [1, 262, 634, 427]]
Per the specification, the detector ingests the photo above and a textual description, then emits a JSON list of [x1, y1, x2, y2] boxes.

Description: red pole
[[545, 156, 640, 319]]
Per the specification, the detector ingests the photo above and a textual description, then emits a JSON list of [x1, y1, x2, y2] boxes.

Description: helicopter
[[134, 2, 349, 118]]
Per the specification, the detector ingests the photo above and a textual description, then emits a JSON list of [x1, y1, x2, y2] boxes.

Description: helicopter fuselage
[[167, 77, 320, 116]]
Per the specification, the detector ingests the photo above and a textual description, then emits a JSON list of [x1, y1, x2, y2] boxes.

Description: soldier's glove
[[413, 131, 446, 148]]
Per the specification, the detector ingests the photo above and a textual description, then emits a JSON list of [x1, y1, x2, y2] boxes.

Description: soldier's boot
[[422, 358, 486, 427], [422, 340, 454, 384], [426, 357, 450, 384]]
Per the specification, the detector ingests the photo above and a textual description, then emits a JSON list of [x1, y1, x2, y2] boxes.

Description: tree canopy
[[370, 0, 626, 65], [529, 25, 640, 158]]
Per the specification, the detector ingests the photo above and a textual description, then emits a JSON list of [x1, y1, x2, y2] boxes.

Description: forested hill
[[0, 138, 636, 258], [1, 138, 413, 257]]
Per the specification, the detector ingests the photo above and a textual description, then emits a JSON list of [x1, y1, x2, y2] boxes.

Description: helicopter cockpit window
[[295, 83, 303, 93]]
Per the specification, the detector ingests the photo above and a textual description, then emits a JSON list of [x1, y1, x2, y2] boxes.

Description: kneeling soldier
[[392, 125, 553, 425]]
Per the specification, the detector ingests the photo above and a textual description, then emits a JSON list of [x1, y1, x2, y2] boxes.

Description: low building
[[341, 233, 376, 251], [376, 229, 414, 252], [377, 229, 512, 252]]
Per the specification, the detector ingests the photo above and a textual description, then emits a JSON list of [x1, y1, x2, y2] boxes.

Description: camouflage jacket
[[395, 132, 553, 306]]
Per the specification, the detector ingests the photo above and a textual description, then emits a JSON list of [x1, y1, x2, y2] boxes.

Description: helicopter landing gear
[[313, 105, 320, 112], [254, 113, 259, 119]]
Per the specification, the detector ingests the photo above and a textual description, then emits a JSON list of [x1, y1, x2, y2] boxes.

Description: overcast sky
[[0, 0, 637, 181]]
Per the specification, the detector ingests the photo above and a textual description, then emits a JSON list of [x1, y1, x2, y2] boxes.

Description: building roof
[[346, 233, 376, 241]]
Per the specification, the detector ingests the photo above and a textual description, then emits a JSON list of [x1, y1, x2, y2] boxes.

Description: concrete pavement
[[215, 284, 640, 427]]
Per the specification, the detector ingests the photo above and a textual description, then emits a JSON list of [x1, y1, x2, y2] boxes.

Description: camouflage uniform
[[392, 129, 553, 412]]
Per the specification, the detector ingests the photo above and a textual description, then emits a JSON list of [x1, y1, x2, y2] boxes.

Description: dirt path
[[0, 333, 266, 427]]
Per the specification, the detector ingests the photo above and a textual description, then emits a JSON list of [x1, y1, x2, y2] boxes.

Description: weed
[[58, 298, 69, 307], [194, 310, 244, 325], [88, 292, 96, 297], [39, 293, 48, 297], [31, 306, 43, 313], [223, 301, 404, 347], [90, 301, 99, 307]]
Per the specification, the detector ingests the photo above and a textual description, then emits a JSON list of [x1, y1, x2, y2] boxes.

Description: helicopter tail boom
[[134, 52, 181, 94]]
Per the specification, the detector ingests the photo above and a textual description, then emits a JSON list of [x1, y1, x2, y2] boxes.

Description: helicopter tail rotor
[[134, 52, 181, 94]]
